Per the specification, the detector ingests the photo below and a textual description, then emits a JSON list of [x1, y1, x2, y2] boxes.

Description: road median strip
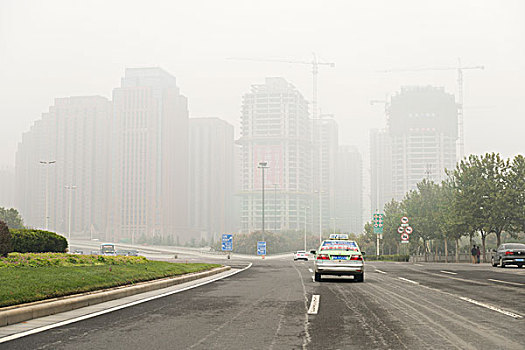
[[0, 266, 230, 327]]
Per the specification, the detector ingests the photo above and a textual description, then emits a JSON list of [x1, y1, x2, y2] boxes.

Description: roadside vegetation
[[363, 153, 525, 262], [0, 252, 220, 307]]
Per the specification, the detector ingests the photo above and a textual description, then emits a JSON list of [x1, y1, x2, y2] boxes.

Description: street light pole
[[40, 160, 56, 230], [303, 206, 310, 251], [258, 162, 269, 242], [65, 185, 77, 244]]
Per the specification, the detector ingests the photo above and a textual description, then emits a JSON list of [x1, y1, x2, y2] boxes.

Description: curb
[[0, 266, 231, 327]]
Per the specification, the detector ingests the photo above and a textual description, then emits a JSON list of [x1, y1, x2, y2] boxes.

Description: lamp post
[[258, 162, 269, 241], [65, 185, 77, 243], [313, 190, 325, 243], [303, 206, 310, 251], [40, 160, 56, 230], [273, 184, 278, 232]]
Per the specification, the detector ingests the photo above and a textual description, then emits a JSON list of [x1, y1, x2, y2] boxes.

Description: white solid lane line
[[0, 263, 253, 344], [308, 295, 320, 314], [375, 269, 386, 274], [440, 270, 457, 275], [487, 278, 524, 287], [414, 264, 424, 267], [308, 268, 313, 273], [398, 277, 419, 285], [459, 297, 523, 319]]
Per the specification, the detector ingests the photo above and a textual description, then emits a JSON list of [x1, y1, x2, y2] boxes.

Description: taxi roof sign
[[329, 233, 349, 240]]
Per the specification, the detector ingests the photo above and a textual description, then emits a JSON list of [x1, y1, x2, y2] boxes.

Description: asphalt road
[[3, 257, 524, 350]]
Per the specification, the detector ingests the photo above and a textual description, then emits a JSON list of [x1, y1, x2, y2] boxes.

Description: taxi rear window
[[320, 240, 358, 251]]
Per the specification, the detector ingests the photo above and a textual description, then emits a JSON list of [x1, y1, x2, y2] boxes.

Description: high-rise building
[[388, 86, 458, 199], [109, 68, 189, 243], [15, 96, 111, 235], [313, 116, 339, 236], [370, 128, 393, 213], [335, 145, 363, 234], [189, 117, 236, 242], [238, 77, 312, 233]]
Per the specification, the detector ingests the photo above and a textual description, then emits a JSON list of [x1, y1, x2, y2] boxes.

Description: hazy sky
[[1, 0, 524, 168]]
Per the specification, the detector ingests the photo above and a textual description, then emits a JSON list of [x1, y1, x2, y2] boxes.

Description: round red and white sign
[[405, 226, 413, 234], [397, 226, 405, 234], [401, 233, 409, 241], [401, 216, 409, 224]]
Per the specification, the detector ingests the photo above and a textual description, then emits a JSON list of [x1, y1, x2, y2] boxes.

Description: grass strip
[[0, 261, 220, 307]]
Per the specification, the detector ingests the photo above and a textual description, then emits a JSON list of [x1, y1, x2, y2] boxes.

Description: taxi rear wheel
[[354, 273, 364, 282], [314, 272, 321, 282]]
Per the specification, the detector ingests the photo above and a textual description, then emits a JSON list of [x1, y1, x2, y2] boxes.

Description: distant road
[[3, 257, 524, 349]]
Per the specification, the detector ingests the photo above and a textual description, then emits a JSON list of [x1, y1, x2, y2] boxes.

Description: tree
[[403, 179, 441, 260], [449, 153, 515, 262], [437, 180, 470, 263], [507, 155, 525, 237], [0, 208, 24, 230], [0, 220, 12, 257]]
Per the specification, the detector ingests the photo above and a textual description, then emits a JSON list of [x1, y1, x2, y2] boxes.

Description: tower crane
[[228, 53, 335, 120], [381, 58, 484, 160]]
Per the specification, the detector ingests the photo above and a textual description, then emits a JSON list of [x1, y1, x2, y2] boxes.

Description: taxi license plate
[[516, 259, 524, 262], [331, 256, 347, 260]]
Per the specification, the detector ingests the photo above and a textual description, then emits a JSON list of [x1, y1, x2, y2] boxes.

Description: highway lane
[[2, 258, 524, 350]]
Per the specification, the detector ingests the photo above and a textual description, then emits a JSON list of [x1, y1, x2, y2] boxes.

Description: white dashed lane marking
[[398, 277, 419, 285], [308, 295, 320, 314], [440, 270, 457, 275], [375, 269, 386, 274], [487, 278, 524, 287], [459, 297, 522, 319], [308, 268, 313, 273]]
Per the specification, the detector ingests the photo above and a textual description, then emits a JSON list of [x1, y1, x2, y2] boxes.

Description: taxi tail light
[[350, 255, 363, 261], [505, 251, 514, 255], [317, 254, 330, 260]]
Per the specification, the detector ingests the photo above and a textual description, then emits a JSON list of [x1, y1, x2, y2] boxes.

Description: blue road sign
[[221, 234, 233, 251], [257, 241, 267, 256]]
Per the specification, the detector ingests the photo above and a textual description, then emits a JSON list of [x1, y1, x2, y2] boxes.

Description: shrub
[[364, 254, 410, 262], [0, 220, 12, 257], [10, 229, 68, 253]]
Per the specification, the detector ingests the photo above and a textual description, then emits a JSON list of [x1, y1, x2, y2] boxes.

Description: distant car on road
[[127, 249, 139, 256], [293, 250, 309, 261], [491, 243, 525, 268], [310, 234, 365, 282], [72, 249, 84, 255]]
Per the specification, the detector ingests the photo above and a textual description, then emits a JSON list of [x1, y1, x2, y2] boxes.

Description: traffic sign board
[[221, 234, 233, 251], [401, 216, 409, 224], [257, 241, 267, 255], [405, 226, 413, 234], [401, 233, 409, 241], [397, 226, 405, 234]]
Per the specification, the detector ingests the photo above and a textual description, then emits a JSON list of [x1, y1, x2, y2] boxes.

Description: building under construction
[[237, 77, 313, 233]]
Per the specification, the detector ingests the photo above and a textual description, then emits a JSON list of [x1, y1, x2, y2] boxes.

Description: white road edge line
[[308, 268, 313, 273], [375, 269, 386, 274], [398, 277, 419, 285], [308, 295, 320, 315], [440, 270, 457, 275], [414, 264, 424, 267], [0, 263, 253, 344], [487, 278, 524, 287], [459, 297, 523, 319]]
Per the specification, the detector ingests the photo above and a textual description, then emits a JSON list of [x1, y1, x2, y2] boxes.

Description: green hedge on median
[[9, 229, 68, 253], [364, 254, 409, 262]]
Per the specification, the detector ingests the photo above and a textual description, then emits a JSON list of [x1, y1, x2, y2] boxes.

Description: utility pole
[[40, 160, 56, 230], [258, 162, 269, 241], [65, 185, 77, 244]]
